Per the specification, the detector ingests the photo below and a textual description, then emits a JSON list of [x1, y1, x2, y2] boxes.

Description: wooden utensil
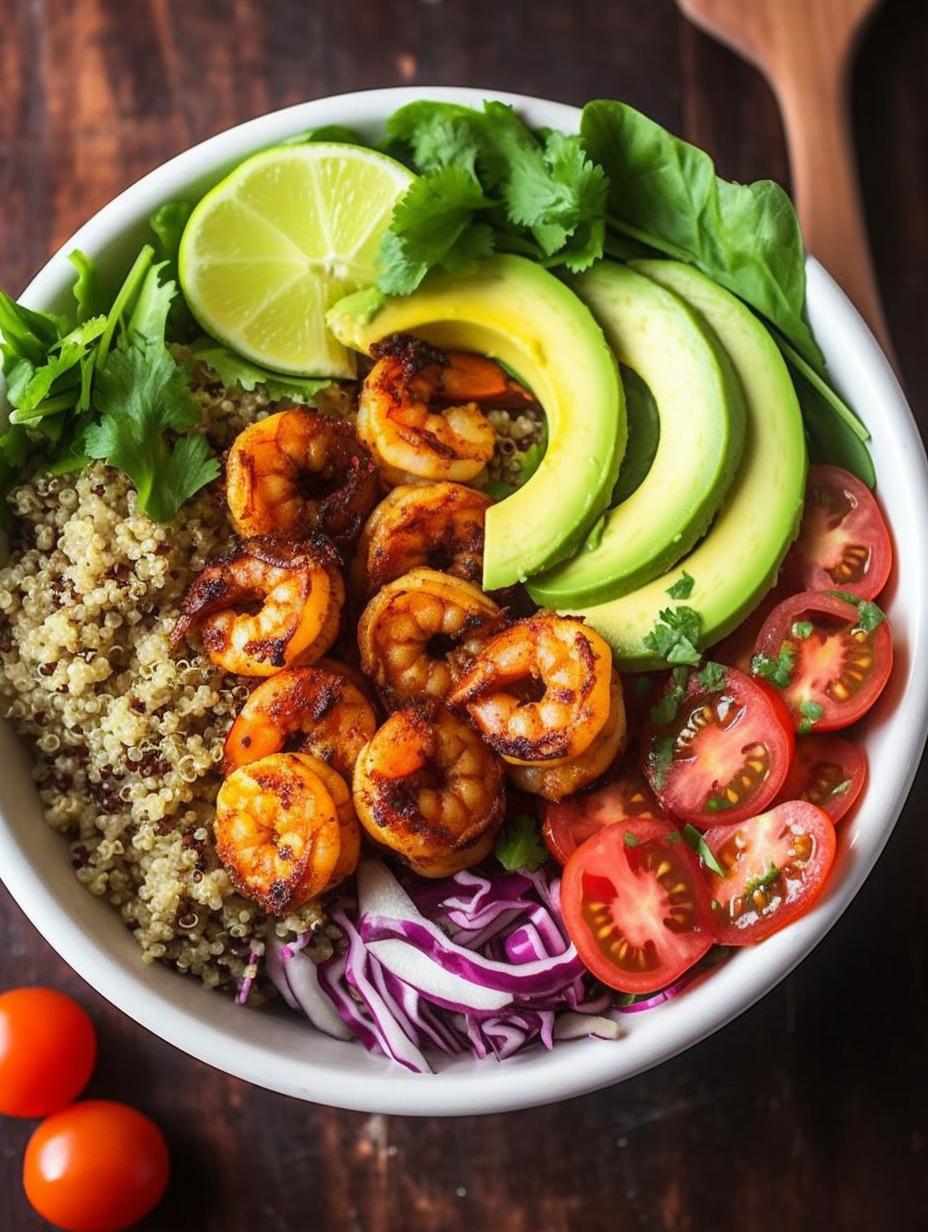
[[676, 0, 895, 363]]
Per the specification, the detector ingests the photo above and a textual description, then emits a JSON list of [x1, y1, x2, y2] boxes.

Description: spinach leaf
[[581, 100, 823, 371]]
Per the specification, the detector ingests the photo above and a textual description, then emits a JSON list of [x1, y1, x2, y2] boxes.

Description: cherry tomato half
[[754, 590, 893, 732], [23, 1100, 170, 1232], [542, 758, 664, 865], [776, 733, 867, 823], [561, 818, 715, 994], [711, 585, 789, 676], [702, 801, 836, 944], [641, 666, 794, 828], [782, 464, 892, 600], [0, 987, 96, 1117]]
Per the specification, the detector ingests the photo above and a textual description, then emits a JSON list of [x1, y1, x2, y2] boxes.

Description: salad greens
[[493, 812, 549, 872], [1, 93, 875, 524]]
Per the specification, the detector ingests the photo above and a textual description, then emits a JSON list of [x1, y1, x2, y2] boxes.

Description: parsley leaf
[[798, 699, 824, 734], [494, 813, 548, 872], [189, 339, 331, 405], [643, 605, 702, 666], [751, 643, 796, 688], [697, 660, 726, 692], [682, 824, 725, 876], [85, 337, 219, 523], [667, 571, 695, 600]]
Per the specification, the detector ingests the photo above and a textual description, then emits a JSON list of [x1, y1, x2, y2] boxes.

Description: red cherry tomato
[[776, 733, 868, 823], [561, 818, 714, 994], [23, 1100, 170, 1232], [754, 590, 893, 731], [783, 464, 892, 600], [0, 987, 96, 1117], [542, 758, 664, 865], [641, 665, 794, 828], [702, 801, 836, 944]]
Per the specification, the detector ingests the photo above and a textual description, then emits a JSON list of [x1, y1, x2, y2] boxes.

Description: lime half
[[179, 143, 414, 378]]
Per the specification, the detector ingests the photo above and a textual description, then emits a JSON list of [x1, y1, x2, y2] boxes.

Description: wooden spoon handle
[[774, 43, 896, 363]]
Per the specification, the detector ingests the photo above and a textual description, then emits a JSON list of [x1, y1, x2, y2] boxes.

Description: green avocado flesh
[[562, 260, 807, 670], [529, 262, 745, 606], [327, 255, 625, 589]]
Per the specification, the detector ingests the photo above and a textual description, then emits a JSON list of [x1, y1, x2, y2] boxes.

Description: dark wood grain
[[1, 1, 927, 1228]]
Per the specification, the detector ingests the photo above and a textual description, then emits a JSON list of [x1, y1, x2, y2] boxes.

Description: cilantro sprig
[[494, 813, 548, 873], [643, 605, 702, 667]]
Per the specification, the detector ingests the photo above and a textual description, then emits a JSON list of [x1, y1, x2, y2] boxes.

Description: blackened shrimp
[[352, 705, 505, 878], [223, 662, 378, 779], [448, 612, 613, 764], [353, 481, 491, 598], [357, 567, 502, 707], [508, 670, 627, 800], [226, 409, 378, 547], [215, 752, 341, 914], [172, 535, 344, 676], [295, 753, 361, 893], [357, 334, 531, 485]]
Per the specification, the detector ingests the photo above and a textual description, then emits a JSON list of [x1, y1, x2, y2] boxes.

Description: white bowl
[[1, 87, 925, 1117]]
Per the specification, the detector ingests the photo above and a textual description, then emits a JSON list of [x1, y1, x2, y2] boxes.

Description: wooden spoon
[[676, 0, 895, 363]]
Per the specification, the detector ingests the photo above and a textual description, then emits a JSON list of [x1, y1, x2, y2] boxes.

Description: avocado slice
[[562, 260, 807, 670], [529, 263, 745, 606], [327, 256, 624, 589]]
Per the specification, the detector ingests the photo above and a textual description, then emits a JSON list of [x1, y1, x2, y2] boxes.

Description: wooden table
[[1, 1, 927, 1227]]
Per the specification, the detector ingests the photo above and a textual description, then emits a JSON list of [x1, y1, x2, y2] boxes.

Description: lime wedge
[[178, 143, 414, 378]]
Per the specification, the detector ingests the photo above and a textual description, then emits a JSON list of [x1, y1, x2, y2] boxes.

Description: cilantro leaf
[[798, 699, 824, 734], [7, 316, 106, 421], [751, 643, 796, 688], [68, 250, 107, 321], [494, 813, 548, 872], [697, 660, 726, 692], [623, 832, 639, 847], [855, 600, 885, 633], [643, 605, 702, 666], [188, 339, 331, 405], [649, 734, 675, 790], [667, 571, 694, 600], [682, 824, 725, 876], [791, 620, 813, 639], [385, 101, 484, 176], [85, 338, 219, 523], [649, 665, 690, 725]]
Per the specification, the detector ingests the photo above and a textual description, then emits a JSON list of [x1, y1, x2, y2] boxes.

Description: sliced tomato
[[782, 465, 892, 600], [711, 585, 788, 675], [641, 666, 794, 828], [561, 818, 714, 994], [776, 733, 867, 823], [702, 801, 836, 944], [754, 590, 893, 732], [542, 759, 664, 865]]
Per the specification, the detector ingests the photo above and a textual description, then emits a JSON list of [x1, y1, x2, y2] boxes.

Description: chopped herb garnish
[[682, 824, 725, 876], [855, 600, 885, 633], [623, 832, 639, 847], [648, 665, 690, 725], [650, 734, 675, 791], [666, 571, 694, 600], [494, 813, 548, 872], [798, 698, 824, 734], [743, 863, 780, 897], [643, 605, 702, 667], [791, 621, 814, 639], [667, 830, 682, 843], [829, 778, 852, 799], [697, 660, 726, 692], [751, 642, 796, 688]]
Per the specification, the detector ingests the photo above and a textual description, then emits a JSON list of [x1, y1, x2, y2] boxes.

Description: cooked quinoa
[[0, 360, 541, 996]]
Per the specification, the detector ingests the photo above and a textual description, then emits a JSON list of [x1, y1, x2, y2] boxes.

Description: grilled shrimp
[[223, 662, 378, 780], [215, 752, 341, 913], [172, 535, 344, 676], [353, 482, 491, 599], [448, 612, 613, 764], [295, 753, 361, 892], [357, 567, 501, 707], [353, 705, 505, 877], [358, 334, 529, 484], [508, 671, 627, 800], [226, 409, 378, 547]]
